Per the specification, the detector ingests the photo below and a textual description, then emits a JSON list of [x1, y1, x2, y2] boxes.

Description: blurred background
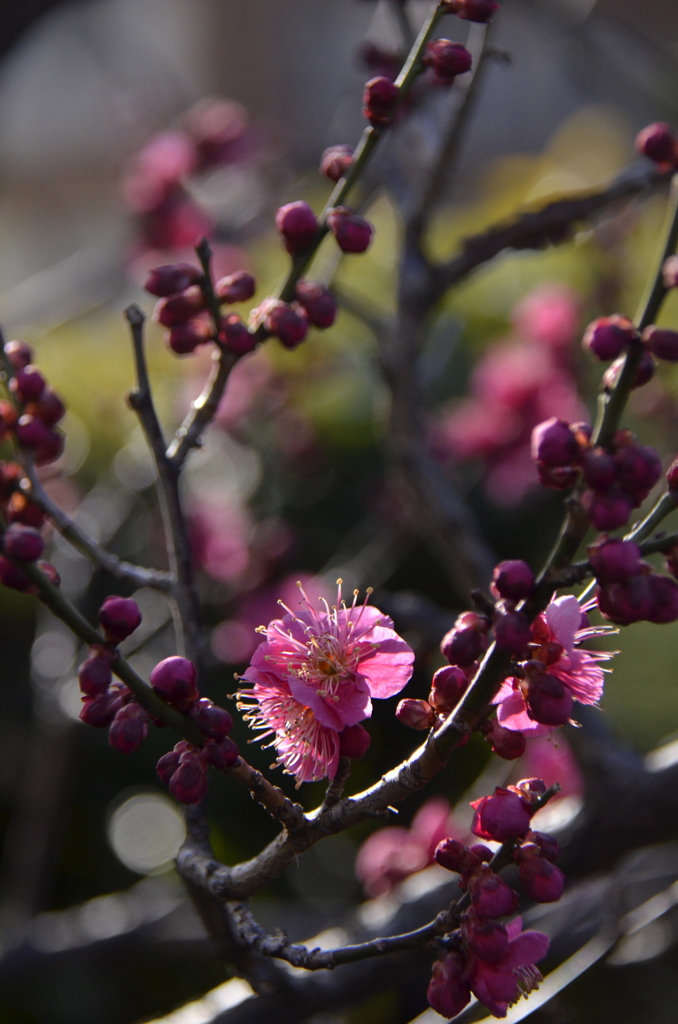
[[1, 1, 678, 1022]]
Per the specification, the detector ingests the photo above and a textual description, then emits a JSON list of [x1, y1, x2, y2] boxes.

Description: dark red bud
[[99, 596, 142, 643], [396, 698, 436, 730], [327, 207, 374, 254], [203, 736, 240, 770], [531, 417, 579, 467], [108, 702, 149, 753], [219, 314, 256, 355], [519, 855, 566, 902], [643, 325, 678, 362], [144, 263, 202, 297], [483, 719, 526, 760], [434, 838, 481, 874], [490, 560, 535, 602], [582, 315, 636, 361], [319, 144, 353, 182], [362, 76, 400, 125], [263, 301, 309, 349], [588, 538, 643, 583], [154, 286, 206, 327], [471, 788, 532, 842], [423, 40, 472, 82], [169, 757, 208, 804], [582, 486, 633, 531], [10, 366, 46, 403], [429, 665, 468, 713], [156, 749, 181, 784], [214, 270, 256, 304], [0, 555, 35, 592], [603, 350, 656, 391], [188, 698, 233, 739], [166, 319, 213, 355], [635, 122, 678, 166], [78, 656, 113, 696], [2, 524, 44, 562], [79, 689, 124, 728], [526, 674, 573, 726], [275, 201, 318, 253], [338, 723, 371, 758], [28, 387, 66, 425], [469, 865, 520, 918], [4, 340, 34, 370], [441, 0, 499, 22], [150, 656, 199, 711], [294, 281, 338, 329], [494, 608, 532, 657]]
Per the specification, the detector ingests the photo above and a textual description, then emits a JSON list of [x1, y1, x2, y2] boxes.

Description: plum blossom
[[238, 581, 414, 783], [493, 595, 616, 735]]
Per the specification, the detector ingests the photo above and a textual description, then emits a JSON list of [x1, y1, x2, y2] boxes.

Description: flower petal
[[545, 595, 581, 653]]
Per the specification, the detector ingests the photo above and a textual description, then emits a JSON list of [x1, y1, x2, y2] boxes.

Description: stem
[[125, 307, 205, 671], [593, 173, 678, 449]]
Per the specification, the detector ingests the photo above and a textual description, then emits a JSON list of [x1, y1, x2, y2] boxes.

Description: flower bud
[[7, 493, 45, 528], [0, 555, 35, 592], [427, 953, 471, 1020], [144, 263, 201, 297], [484, 719, 526, 760], [441, 613, 488, 667], [531, 417, 579, 467], [469, 865, 520, 918], [263, 301, 309, 350], [5, 340, 33, 370], [188, 698, 233, 739], [99, 596, 142, 643], [79, 688, 125, 728], [526, 674, 573, 726], [429, 665, 467, 713], [528, 830, 560, 863], [169, 756, 208, 804], [635, 122, 678, 166], [214, 270, 256, 304], [15, 415, 54, 451], [597, 576, 653, 625], [362, 76, 400, 125], [614, 441, 662, 502], [582, 315, 636, 361], [37, 561, 60, 588], [156, 749, 181, 784], [219, 314, 256, 355], [643, 325, 678, 362], [518, 854, 565, 902], [435, 838, 481, 874], [442, 0, 499, 22], [581, 448, 617, 491], [647, 574, 678, 624], [471, 787, 532, 842], [294, 281, 338, 329], [28, 387, 66, 425], [150, 656, 199, 711], [320, 144, 353, 182], [275, 201, 318, 254], [203, 736, 239, 770], [494, 608, 532, 657], [603, 350, 656, 391], [327, 207, 374, 254], [153, 286, 205, 327], [108, 702, 148, 753], [339, 723, 371, 759], [490, 560, 535, 603], [166, 319, 213, 355], [396, 698, 436, 730], [582, 486, 633, 531], [423, 40, 472, 82], [2, 524, 44, 562], [588, 538, 643, 583], [10, 366, 46, 403], [78, 655, 113, 697]]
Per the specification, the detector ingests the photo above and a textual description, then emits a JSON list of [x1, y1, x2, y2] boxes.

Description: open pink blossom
[[493, 595, 616, 735], [238, 581, 414, 783]]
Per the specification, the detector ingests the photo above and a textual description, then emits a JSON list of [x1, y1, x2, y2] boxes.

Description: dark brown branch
[[430, 166, 671, 302]]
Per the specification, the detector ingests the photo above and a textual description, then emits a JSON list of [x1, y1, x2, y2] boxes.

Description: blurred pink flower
[[189, 496, 251, 584], [431, 285, 586, 505], [355, 796, 461, 897], [238, 582, 414, 783]]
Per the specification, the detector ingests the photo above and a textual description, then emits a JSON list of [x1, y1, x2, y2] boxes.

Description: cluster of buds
[[146, 262, 256, 356], [151, 656, 238, 804], [427, 781, 555, 1019], [0, 487, 60, 594], [591, 536, 678, 626], [582, 311, 678, 385], [78, 597, 148, 752], [2, 339, 66, 466], [533, 418, 662, 531], [440, 0, 500, 21], [635, 122, 678, 171]]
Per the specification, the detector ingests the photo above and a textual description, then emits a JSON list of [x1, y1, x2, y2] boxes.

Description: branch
[[22, 461, 173, 592], [430, 165, 671, 303]]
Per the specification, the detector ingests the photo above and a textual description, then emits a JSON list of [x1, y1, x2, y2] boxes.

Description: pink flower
[[493, 595, 616, 735], [468, 916, 550, 1018], [238, 582, 414, 783]]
